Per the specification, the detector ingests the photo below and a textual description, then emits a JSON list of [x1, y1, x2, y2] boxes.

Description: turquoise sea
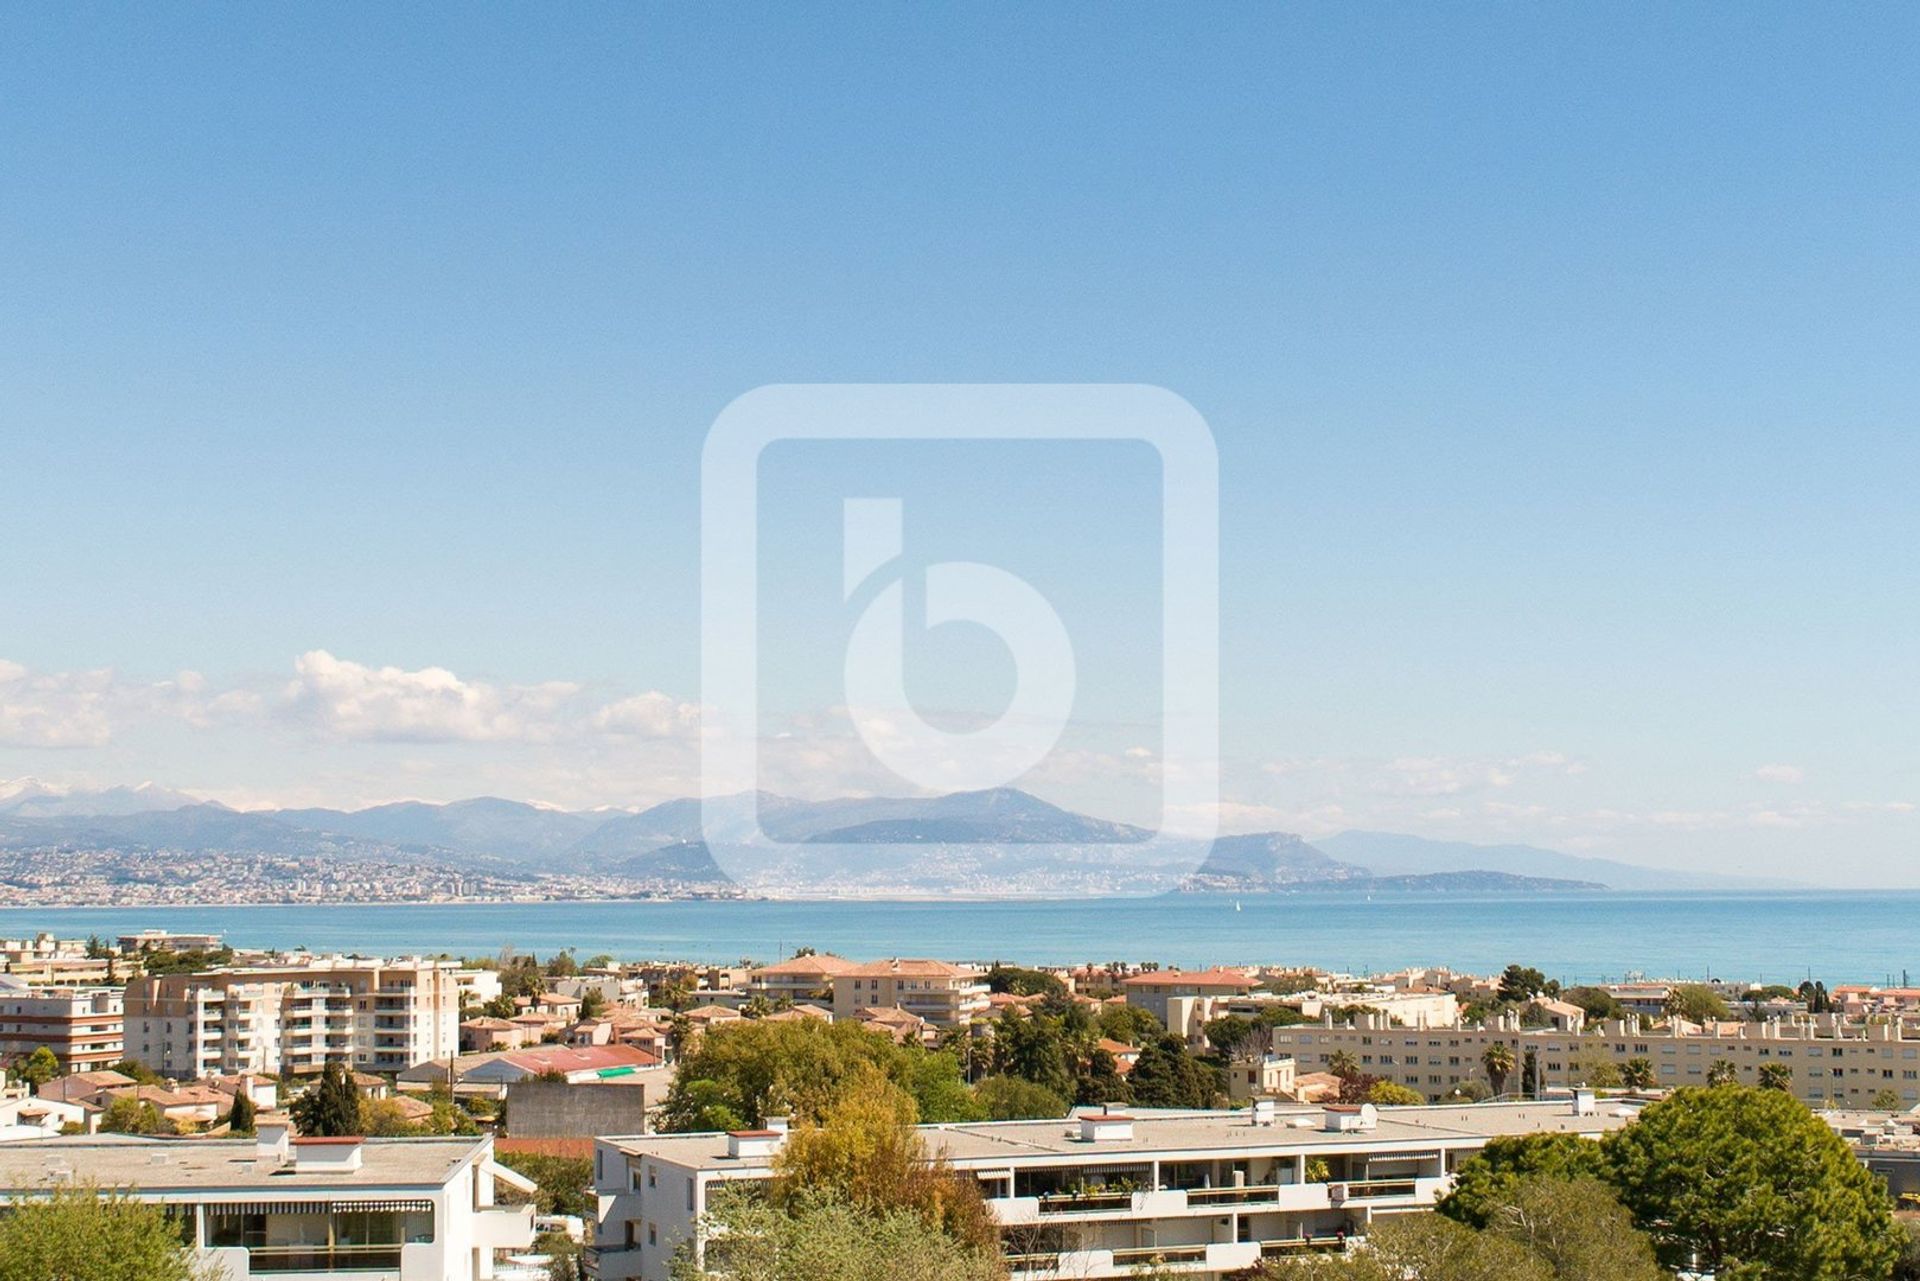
[[1, 891, 1916, 984]]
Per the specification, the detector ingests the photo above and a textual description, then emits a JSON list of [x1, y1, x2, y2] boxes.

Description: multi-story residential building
[[125, 957, 464, 1078], [0, 935, 126, 986], [118, 930, 225, 953], [1122, 968, 1256, 1037], [0, 976, 124, 1071], [1273, 1011, 1920, 1108], [590, 1097, 1632, 1281], [829, 958, 990, 1027], [0, 1124, 535, 1280], [746, 953, 857, 1005]]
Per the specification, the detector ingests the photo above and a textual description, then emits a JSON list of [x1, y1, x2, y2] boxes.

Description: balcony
[[473, 1204, 536, 1251], [244, 1244, 402, 1274]]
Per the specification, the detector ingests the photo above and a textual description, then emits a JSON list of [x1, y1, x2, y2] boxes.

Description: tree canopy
[[1605, 1084, 1903, 1280], [661, 1018, 974, 1132], [0, 1186, 213, 1281], [290, 1061, 362, 1137]]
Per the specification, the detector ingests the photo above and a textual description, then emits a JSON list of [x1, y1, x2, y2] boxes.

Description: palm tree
[[1621, 1057, 1657, 1091], [1706, 1059, 1739, 1086], [1481, 1042, 1516, 1097], [1327, 1049, 1360, 1081], [1758, 1062, 1793, 1092]]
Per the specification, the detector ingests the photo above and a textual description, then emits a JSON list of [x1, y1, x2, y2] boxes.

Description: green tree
[[110, 1058, 165, 1086], [772, 1069, 998, 1259], [1620, 1057, 1656, 1091], [1560, 986, 1626, 1023], [992, 1007, 1075, 1100], [1706, 1059, 1739, 1086], [1481, 1043, 1515, 1097], [1095, 1004, 1162, 1045], [495, 1152, 595, 1218], [676, 1185, 999, 1281], [99, 1096, 176, 1136], [1757, 1062, 1793, 1092], [226, 1090, 257, 1135], [1483, 1176, 1665, 1281], [1498, 965, 1551, 1004], [1074, 1046, 1131, 1106], [1126, 1034, 1219, 1109], [984, 965, 1066, 999], [972, 1075, 1067, 1120], [662, 1018, 967, 1131], [291, 1061, 363, 1136], [1664, 983, 1731, 1024], [1326, 1049, 1360, 1081], [1872, 1088, 1904, 1111], [14, 1045, 61, 1087], [1603, 1084, 1904, 1280], [1368, 1079, 1425, 1105], [1440, 1134, 1609, 1229], [578, 988, 609, 1019], [0, 1185, 214, 1281], [1262, 1212, 1552, 1281]]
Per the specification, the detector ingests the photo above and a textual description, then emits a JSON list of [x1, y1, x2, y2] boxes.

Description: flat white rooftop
[[0, 1136, 490, 1193], [600, 1100, 1636, 1172]]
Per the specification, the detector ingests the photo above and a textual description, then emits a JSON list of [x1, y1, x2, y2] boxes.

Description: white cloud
[[591, 692, 702, 738], [0, 661, 122, 748], [1754, 763, 1806, 784], [281, 650, 582, 743]]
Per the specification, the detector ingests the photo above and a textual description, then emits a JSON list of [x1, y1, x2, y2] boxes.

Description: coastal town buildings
[[0, 977, 124, 1071], [745, 953, 857, 1005], [829, 958, 990, 1027], [590, 1097, 1633, 1281], [124, 957, 465, 1078], [0, 1125, 536, 1279], [1273, 1010, 1920, 1108]]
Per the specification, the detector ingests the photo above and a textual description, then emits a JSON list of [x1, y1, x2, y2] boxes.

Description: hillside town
[[6, 926, 1920, 1278]]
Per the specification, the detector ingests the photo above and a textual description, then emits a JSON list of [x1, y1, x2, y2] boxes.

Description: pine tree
[[226, 1091, 257, 1135], [291, 1061, 362, 1136]]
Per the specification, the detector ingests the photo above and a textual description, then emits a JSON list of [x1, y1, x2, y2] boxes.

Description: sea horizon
[[6, 888, 1916, 985]]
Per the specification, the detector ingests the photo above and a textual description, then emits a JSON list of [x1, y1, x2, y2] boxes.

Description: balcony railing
[[245, 1243, 403, 1273], [1185, 1183, 1286, 1207], [1113, 1244, 1209, 1266], [1261, 1235, 1352, 1257], [1338, 1178, 1419, 1200], [1036, 1190, 1134, 1214]]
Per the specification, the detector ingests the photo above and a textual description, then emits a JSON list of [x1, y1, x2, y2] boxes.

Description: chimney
[[1079, 1112, 1136, 1142], [726, 1129, 786, 1160], [1251, 1099, 1278, 1127], [292, 1137, 364, 1173], [255, 1114, 293, 1172], [765, 1115, 790, 1135], [1571, 1088, 1596, 1116], [1322, 1104, 1377, 1133]]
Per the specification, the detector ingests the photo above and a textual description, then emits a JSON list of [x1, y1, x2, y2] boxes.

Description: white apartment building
[[590, 1098, 1632, 1281], [0, 977, 123, 1071], [125, 957, 465, 1078], [1274, 1011, 1920, 1108], [0, 1125, 535, 1280], [829, 958, 990, 1027]]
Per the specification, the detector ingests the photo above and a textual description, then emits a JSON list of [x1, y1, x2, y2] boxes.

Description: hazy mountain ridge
[[0, 784, 1792, 895]]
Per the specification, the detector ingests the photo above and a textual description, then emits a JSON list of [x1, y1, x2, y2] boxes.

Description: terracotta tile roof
[[843, 958, 981, 979], [750, 954, 858, 978], [1121, 968, 1255, 988]]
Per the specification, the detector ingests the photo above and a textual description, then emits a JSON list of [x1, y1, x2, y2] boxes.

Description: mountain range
[[0, 777, 1791, 896]]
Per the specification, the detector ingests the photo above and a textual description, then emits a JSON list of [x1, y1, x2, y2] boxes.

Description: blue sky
[[2, 6, 1916, 882]]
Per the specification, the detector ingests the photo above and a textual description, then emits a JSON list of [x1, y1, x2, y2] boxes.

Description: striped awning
[[206, 1200, 434, 1215]]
